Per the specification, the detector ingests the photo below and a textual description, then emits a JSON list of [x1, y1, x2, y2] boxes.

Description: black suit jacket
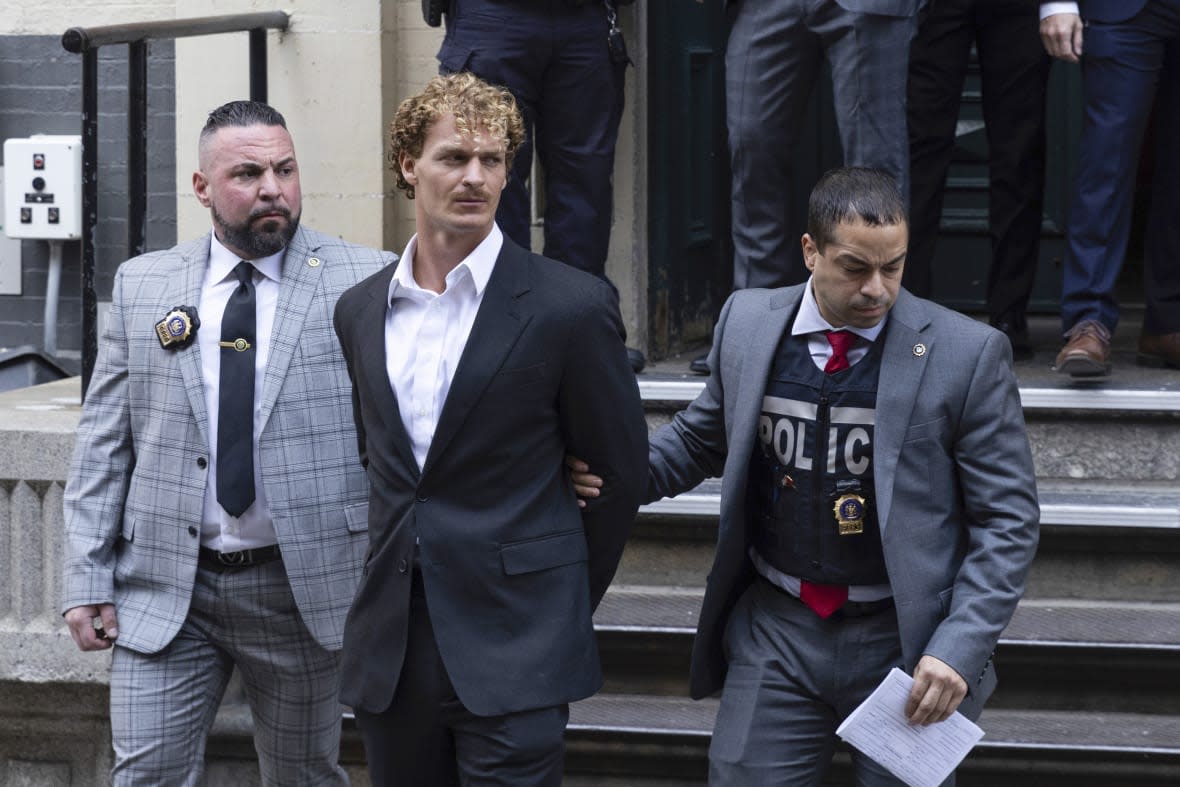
[[333, 236, 648, 716]]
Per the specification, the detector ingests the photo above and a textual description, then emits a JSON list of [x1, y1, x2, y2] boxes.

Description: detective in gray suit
[[62, 101, 393, 784], [727, 0, 921, 291], [576, 168, 1039, 784]]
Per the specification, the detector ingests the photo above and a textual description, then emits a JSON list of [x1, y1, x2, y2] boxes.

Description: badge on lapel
[[155, 306, 200, 350]]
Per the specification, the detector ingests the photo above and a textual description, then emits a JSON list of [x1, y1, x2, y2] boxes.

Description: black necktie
[[217, 261, 257, 517]]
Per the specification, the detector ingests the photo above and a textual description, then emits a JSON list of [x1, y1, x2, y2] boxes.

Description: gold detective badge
[[155, 306, 199, 350], [833, 493, 867, 535]]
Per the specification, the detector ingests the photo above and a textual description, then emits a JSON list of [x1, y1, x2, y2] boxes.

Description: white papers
[[836, 667, 984, 787]]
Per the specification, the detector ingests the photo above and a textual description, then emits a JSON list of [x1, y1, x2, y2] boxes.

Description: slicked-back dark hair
[[807, 167, 907, 251], [200, 100, 288, 145]]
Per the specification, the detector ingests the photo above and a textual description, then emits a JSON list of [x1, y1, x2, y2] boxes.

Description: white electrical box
[[3, 135, 83, 240]]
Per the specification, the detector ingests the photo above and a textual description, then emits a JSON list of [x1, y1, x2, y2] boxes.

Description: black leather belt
[[199, 544, 282, 572], [836, 596, 896, 619]]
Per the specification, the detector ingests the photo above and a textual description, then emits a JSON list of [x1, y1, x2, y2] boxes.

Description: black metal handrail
[[61, 11, 290, 396]]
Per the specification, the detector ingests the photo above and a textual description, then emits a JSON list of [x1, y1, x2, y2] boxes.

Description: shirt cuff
[[1040, 2, 1080, 21]]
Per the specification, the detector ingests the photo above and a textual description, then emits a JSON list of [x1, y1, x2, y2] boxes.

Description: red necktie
[[799, 330, 857, 618], [823, 329, 856, 373]]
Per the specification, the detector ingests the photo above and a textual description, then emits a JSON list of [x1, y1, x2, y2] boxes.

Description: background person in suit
[[906, 0, 1051, 361], [62, 100, 393, 785], [693, 0, 923, 374], [1041, 0, 1180, 376], [434, 0, 646, 373], [574, 168, 1039, 784], [333, 73, 647, 786]]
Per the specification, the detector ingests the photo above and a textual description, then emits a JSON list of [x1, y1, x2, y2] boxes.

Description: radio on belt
[[3, 135, 82, 240]]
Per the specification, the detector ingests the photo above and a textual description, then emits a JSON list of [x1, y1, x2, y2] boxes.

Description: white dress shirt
[[198, 232, 282, 551], [386, 225, 503, 470], [790, 277, 888, 370]]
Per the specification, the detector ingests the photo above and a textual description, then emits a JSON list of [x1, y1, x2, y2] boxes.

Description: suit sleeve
[[558, 280, 648, 610], [646, 292, 736, 502], [334, 292, 369, 472], [61, 267, 135, 613], [922, 330, 1040, 687]]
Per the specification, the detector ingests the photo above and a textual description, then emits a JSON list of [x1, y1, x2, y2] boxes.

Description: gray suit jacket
[[62, 226, 393, 653], [648, 285, 1039, 720]]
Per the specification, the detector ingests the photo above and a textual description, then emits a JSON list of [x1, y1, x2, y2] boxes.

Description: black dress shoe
[[990, 318, 1034, 362], [627, 348, 646, 374], [689, 352, 710, 375]]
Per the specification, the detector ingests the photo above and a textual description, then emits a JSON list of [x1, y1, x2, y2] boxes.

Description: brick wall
[[0, 35, 175, 357]]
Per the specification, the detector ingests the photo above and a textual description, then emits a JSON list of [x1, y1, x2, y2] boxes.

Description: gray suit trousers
[[710, 578, 950, 786], [109, 560, 347, 786], [727, 0, 916, 289]]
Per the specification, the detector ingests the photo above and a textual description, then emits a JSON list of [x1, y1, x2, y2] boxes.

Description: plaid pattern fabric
[[63, 226, 394, 654], [110, 560, 347, 785]]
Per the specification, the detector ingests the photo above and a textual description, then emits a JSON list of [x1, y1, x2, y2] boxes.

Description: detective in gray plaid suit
[[62, 101, 393, 785]]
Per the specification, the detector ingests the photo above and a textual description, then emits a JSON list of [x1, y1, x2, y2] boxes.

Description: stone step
[[638, 376, 1180, 487], [592, 588, 1180, 713], [565, 694, 1180, 786], [614, 480, 1180, 600]]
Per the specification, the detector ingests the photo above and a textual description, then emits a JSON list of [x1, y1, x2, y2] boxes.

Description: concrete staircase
[[566, 350, 1180, 786]]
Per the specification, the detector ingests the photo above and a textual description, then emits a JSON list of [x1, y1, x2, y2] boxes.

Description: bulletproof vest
[[747, 326, 888, 585]]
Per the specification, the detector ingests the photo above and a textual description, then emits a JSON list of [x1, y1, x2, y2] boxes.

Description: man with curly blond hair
[[333, 73, 648, 786]]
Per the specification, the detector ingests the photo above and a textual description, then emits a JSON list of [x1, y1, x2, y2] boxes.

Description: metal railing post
[[249, 28, 268, 103], [81, 48, 99, 397], [128, 40, 148, 260]]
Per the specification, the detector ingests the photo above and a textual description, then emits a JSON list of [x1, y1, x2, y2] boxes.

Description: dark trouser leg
[[535, 4, 626, 284], [905, 0, 972, 299], [726, 0, 821, 290], [436, 0, 548, 252], [976, 0, 1050, 325], [1060, 8, 1170, 333], [1143, 35, 1180, 335]]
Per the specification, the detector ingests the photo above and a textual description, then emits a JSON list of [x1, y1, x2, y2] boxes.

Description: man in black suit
[[333, 72, 648, 786], [906, 0, 1051, 361]]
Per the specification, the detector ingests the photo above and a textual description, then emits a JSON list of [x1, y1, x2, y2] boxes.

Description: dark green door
[[646, 0, 732, 359]]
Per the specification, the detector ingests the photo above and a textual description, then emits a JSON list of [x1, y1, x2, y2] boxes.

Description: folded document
[[836, 667, 984, 787]]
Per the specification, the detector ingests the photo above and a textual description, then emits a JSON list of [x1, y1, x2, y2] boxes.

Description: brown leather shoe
[[1137, 331, 1180, 369], [1054, 319, 1112, 378]]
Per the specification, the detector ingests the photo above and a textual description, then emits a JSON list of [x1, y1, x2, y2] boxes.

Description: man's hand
[[564, 454, 603, 509], [1041, 13, 1083, 62], [905, 655, 967, 725], [64, 604, 118, 651]]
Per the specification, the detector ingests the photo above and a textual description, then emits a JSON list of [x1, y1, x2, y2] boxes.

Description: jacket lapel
[[728, 286, 800, 469], [874, 289, 932, 533], [258, 227, 324, 428], [173, 235, 212, 444], [358, 266, 420, 476], [420, 239, 532, 477]]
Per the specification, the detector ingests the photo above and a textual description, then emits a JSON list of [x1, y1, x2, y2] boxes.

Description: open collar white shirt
[[790, 277, 888, 370], [198, 232, 283, 551], [386, 225, 502, 470]]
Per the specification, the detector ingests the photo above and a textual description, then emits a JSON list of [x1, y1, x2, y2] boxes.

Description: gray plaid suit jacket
[[62, 225, 394, 653]]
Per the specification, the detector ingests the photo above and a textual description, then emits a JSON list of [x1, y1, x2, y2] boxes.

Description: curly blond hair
[[390, 73, 525, 199]]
